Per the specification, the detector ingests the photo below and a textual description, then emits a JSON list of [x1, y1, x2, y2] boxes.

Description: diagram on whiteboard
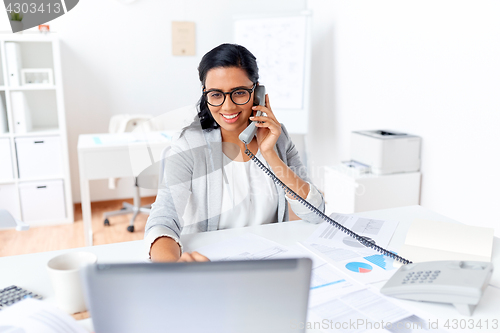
[[234, 16, 307, 110]]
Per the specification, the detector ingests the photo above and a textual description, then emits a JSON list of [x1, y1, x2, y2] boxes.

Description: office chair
[[103, 179, 152, 232], [102, 115, 156, 232]]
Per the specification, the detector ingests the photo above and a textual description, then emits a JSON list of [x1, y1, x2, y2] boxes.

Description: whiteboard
[[234, 13, 311, 134]]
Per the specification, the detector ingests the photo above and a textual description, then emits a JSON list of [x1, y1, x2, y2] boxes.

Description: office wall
[[2, 1, 498, 236], [307, 0, 500, 235], [0, 0, 306, 202]]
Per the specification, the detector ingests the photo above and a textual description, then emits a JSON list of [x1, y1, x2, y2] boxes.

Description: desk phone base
[[380, 261, 493, 316]]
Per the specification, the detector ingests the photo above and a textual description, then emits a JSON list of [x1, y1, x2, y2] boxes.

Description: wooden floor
[[0, 197, 156, 257]]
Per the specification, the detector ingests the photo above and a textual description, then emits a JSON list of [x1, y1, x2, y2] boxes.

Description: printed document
[[0, 299, 87, 333], [195, 232, 449, 333], [196, 234, 363, 299], [301, 214, 400, 284]]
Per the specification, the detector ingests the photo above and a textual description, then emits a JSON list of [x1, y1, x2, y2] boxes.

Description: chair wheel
[[127, 225, 134, 233], [104, 219, 110, 226]]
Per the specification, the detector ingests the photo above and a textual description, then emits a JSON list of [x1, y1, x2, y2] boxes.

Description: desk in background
[[1, 206, 499, 332], [77, 132, 172, 246]]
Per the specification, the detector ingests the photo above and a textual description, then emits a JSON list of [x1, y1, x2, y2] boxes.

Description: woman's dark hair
[[197, 44, 259, 130]]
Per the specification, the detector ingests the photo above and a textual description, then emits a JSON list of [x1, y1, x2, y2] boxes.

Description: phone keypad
[[402, 270, 441, 284], [0, 285, 42, 310]]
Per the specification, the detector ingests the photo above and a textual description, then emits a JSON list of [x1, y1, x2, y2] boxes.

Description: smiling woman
[[204, 68, 256, 131], [144, 43, 325, 262]]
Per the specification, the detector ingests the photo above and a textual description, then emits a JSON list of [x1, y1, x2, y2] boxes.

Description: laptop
[[82, 258, 312, 333]]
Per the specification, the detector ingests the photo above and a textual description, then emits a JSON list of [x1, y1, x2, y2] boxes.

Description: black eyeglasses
[[203, 83, 256, 107]]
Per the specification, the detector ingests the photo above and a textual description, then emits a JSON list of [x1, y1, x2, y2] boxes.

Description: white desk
[[77, 132, 172, 246], [1, 206, 499, 332]]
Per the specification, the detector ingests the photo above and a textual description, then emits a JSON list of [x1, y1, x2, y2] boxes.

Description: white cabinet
[[0, 138, 13, 180], [324, 165, 421, 215], [0, 35, 73, 226], [15, 136, 63, 179], [19, 180, 66, 223]]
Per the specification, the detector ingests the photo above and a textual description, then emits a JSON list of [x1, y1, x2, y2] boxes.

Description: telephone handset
[[238, 86, 411, 265], [238, 85, 266, 145]]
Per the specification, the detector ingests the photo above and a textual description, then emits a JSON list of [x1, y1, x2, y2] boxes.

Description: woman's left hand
[[250, 94, 281, 157]]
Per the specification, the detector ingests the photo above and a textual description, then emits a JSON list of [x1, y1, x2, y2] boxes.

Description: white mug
[[46, 251, 97, 314]]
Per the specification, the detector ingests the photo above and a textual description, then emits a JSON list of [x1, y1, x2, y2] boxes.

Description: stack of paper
[[399, 218, 494, 264], [0, 299, 87, 333]]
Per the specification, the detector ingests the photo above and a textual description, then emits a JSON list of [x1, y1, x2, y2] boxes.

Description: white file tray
[[0, 184, 21, 221], [0, 138, 14, 180], [19, 180, 66, 223], [15, 136, 63, 179]]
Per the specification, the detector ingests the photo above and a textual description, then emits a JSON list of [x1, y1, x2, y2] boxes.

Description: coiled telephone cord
[[244, 147, 412, 265]]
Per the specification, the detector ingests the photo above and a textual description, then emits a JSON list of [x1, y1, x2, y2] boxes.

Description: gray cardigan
[[144, 120, 325, 247]]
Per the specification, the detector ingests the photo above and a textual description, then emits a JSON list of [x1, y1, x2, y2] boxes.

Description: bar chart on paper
[[363, 254, 396, 270]]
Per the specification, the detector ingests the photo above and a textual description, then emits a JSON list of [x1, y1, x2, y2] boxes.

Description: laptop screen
[[83, 258, 312, 333]]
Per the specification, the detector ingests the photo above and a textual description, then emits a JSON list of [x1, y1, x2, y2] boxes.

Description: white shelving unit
[[0, 34, 73, 227]]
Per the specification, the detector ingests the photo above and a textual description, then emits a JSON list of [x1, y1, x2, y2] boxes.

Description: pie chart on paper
[[345, 262, 373, 273]]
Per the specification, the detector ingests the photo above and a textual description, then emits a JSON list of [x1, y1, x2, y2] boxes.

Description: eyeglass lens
[[206, 89, 251, 106]]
